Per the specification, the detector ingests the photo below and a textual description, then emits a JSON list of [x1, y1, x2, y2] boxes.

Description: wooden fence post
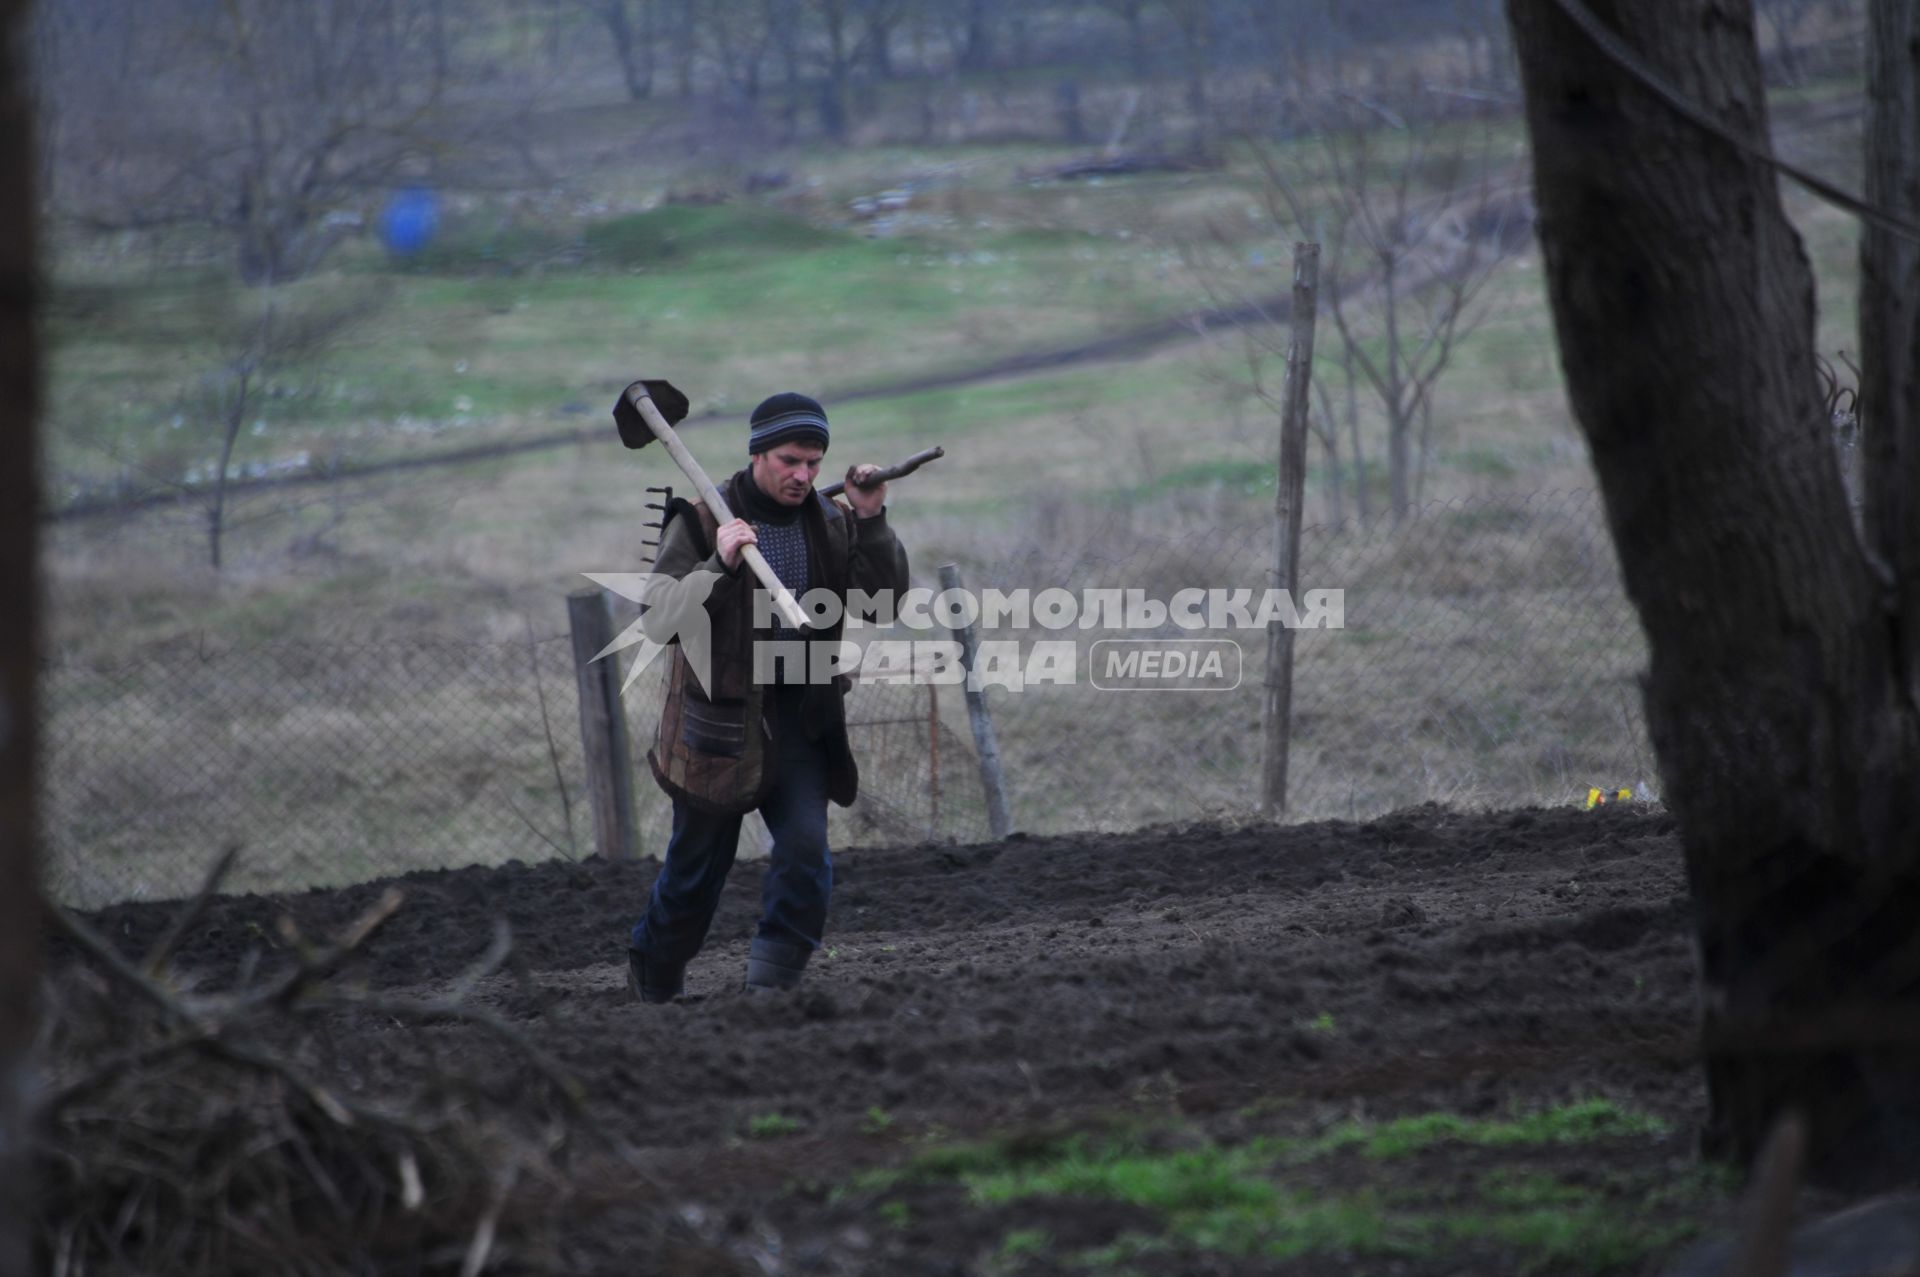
[[1262, 241, 1320, 817], [568, 588, 635, 859], [938, 563, 1013, 840]]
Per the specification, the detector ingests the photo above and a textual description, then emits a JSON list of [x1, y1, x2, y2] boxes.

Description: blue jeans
[[629, 710, 835, 968]]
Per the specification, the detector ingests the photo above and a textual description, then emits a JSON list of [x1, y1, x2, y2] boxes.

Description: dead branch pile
[[34, 851, 586, 1276]]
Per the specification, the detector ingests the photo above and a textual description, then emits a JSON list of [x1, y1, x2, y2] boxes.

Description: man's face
[[751, 443, 824, 507]]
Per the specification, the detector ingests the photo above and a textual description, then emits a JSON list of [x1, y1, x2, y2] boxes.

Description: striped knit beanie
[[748, 392, 830, 454]]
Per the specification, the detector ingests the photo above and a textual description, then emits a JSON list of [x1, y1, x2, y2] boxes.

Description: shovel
[[613, 379, 809, 632]]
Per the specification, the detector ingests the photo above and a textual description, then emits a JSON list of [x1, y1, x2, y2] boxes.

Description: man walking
[[627, 392, 909, 1002]]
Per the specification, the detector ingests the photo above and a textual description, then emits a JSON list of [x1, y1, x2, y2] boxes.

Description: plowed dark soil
[[70, 802, 1713, 1274]]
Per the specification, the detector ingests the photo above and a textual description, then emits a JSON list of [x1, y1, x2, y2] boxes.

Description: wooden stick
[[50, 906, 219, 1036], [397, 1152, 424, 1213], [817, 446, 945, 500], [459, 1161, 520, 1277], [241, 888, 406, 1013], [141, 844, 241, 976], [49, 906, 405, 1130]]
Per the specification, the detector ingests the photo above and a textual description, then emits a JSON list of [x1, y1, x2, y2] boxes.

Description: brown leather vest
[[646, 480, 856, 816]]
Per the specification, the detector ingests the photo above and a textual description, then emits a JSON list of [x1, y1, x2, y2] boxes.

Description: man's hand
[[716, 518, 757, 570], [844, 463, 888, 518]]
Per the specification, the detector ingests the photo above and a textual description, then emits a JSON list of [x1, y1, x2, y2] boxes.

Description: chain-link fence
[[45, 636, 593, 906], [846, 486, 1651, 836], [41, 488, 1652, 906]]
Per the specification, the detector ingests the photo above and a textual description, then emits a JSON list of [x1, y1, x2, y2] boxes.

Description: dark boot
[[743, 937, 810, 992], [627, 949, 685, 1004]]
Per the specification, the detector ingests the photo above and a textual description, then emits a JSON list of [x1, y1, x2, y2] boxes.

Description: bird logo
[[580, 569, 723, 697]]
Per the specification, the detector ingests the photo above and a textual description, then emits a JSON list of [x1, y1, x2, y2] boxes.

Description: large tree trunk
[[818, 0, 853, 141], [1124, 0, 1147, 78], [861, 1, 895, 79], [1508, 0, 1920, 1189], [601, 0, 655, 100], [1861, 0, 1920, 689], [0, 0, 41, 1268], [958, 0, 998, 73]]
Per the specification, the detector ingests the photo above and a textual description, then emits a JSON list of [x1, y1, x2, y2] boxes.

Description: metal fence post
[[567, 588, 635, 859], [938, 563, 1013, 840], [1262, 241, 1320, 817]]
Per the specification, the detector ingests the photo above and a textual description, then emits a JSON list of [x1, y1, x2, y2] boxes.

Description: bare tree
[[1860, 4, 1920, 619], [39, 0, 506, 282], [1508, 0, 1920, 1186], [1095, 0, 1151, 77], [1179, 225, 1366, 527], [1313, 337, 1371, 525], [1230, 322, 1358, 527], [1756, 0, 1828, 84], [855, 0, 907, 79], [665, 0, 698, 95], [814, 0, 853, 138], [700, 0, 772, 117], [0, 0, 40, 1270], [574, 0, 658, 100], [762, 0, 811, 139], [950, 0, 1002, 73], [1257, 99, 1519, 521], [186, 285, 382, 571], [1450, 0, 1515, 93], [1159, 0, 1216, 154]]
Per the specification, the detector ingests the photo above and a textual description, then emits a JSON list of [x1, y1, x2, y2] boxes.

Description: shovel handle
[[625, 386, 810, 632], [817, 446, 946, 500]]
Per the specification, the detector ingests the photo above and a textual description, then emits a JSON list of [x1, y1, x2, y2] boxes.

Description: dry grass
[[42, 481, 1651, 905]]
